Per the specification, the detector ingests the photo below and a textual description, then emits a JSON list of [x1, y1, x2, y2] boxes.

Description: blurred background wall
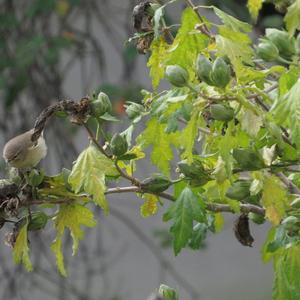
[[0, 0, 284, 299]]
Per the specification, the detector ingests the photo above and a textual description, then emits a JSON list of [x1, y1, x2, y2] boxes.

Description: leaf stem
[[83, 123, 111, 158]]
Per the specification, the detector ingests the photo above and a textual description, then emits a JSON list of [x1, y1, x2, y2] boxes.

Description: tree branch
[[26, 186, 265, 216], [276, 172, 300, 195]]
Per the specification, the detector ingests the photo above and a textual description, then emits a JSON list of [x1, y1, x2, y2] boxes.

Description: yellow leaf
[[13, 223, 33, 272], [51, 204, 97, 276], [127, 145, 145, 160], [262, 175, 288, 225], [138, 118, 180, 175], [140, 194, 159, 218], [117, 146, 145, 176], [51, 238, 66, 277], [284, 0, 300, 36], [247, 0, 263, 21], [214, 213, 224, 233], [147, 37, 169, 89]]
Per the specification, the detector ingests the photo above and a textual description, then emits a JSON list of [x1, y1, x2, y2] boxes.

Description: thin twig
[[184, 0, 211, 36], [276, 172, 300, 195], [82, 123, 112, 158]]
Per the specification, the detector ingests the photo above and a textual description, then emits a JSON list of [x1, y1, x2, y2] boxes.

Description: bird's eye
[[8, 153, 21, 162]]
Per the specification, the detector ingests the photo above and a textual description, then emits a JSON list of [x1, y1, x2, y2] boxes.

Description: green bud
[[28, 169, 44, 187], [256, 40, 279, 62], [196, 54, 214, 85], [165, 65, 189, 87], [158, 284, 179, 300], [141, 174, 172, 193], [110, 133, 128, 157], [211, 57, 231, 88], [18, 212, 48, 231], [28, 212, 48, 231], [125, 102, 144, 120], [266, 28, 295, 57], [210, 104, 234, 122], [90, 92, 112, 117], [177, 159, 211, 186], [178, 159, 205, 178], [226, 180, 251, 201], [248, 212, 265, 225], [232, 148, 265, 171]]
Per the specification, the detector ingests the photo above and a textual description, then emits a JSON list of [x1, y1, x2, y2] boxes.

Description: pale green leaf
[[247, 0, 263, 21], [278, 67, 299, 97], [213, 6, 252, 32], [241, 109, 263, 137], [147, 37, 169, 89], [262, 175, 288, 225], [216, 35, 253, 79], [180, 110, 199, 163], [51, 204, 96, 276], [69, 145, 118, 213], [250, 179, 263, 196], [273, 79, 300, 149], [212, 156, 227, 184], [284, 0, 300, 36], [153, 6, 164, 37], [217, 122, 243, 177], [262, 145, 277, 166], [137, 118, 180, 175], [165, 8, 209, 73], [13, 223, 33, 272], [261, 227, 277, 263], [39, 172, 89, 202], [218, 25, 251, 44], [51, 238, 66, 276], [273, 245, 300, 300]]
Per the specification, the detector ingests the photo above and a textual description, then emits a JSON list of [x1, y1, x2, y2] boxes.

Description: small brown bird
[[3, 130, 47, 169]]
